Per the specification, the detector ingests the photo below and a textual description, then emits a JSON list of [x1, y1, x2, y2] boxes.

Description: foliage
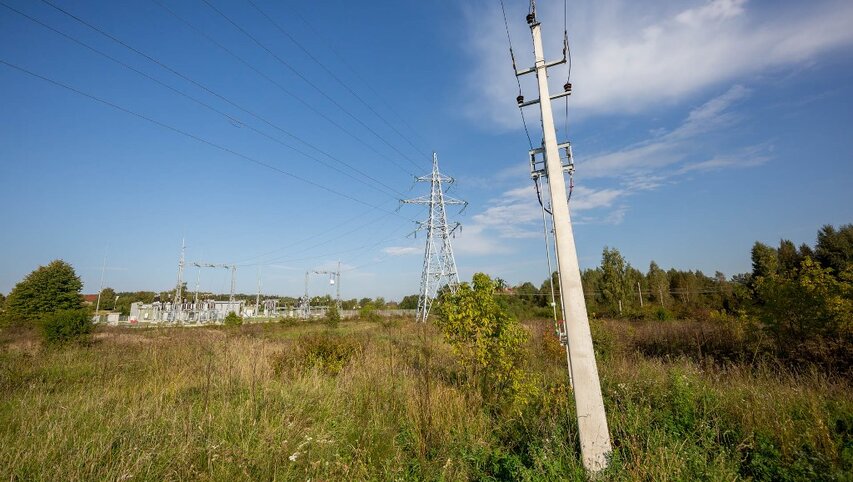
[[399, 294, 419, 310], [223, 311, 243, 328], [4, 260, 82, 324], [600, 246, 630, 314], [358, 304, 381, 323], [754, 257, 853, 372], [270, 331, 364, 376], [815, 223, 853, 274], [40, 309, 93, 345], [324, 304, 341, 328], [434, 273, 534, 409], [95, 287, 117, 311]]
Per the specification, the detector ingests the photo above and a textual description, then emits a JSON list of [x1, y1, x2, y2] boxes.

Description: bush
[[435, 273, 535, 410], [325, 305, 341, 328], [270, 332, 364, 376], [359, 305, 381, 323], [40, 309, 93, 345], [223, 312, 243, 327]]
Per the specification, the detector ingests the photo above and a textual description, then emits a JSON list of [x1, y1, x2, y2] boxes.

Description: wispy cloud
[[382, 246, 420, 256], [463, 0, 853, 127], [580, 85, 752, 179], [457, 85, 770, 245]]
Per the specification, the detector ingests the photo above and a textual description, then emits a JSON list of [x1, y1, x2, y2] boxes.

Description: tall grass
[[0, 318, 850, 480]]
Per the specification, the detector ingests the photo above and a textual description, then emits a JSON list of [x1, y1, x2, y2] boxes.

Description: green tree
[[399, 294, 419, 310], [601, 247, 629, 315], [815, 224, 853, 274], [755, 257, 853, 369], [515, 282, 538, 305], [325, 304, 341, 328], [97, 287, 117, 311], [751, 242, 779, 281], [777, 239, 801, 276], [224, 311, 243, 327], [4, 260, 82, 324], [647, 261, 670, 306], [435, 273, 533, 408], [539, 272, 562, 317]]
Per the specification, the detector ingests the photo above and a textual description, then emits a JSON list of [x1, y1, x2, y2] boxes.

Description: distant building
[[81, 294, 99, 305]]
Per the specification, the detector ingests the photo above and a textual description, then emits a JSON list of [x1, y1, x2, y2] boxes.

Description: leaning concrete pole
[[526, 16, 612, 473]]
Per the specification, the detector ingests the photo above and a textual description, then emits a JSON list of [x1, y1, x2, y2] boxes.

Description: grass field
[[1, 318, 850, 481]]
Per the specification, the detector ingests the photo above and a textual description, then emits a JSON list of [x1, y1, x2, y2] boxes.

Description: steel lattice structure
[[402, 153, 467, 322]]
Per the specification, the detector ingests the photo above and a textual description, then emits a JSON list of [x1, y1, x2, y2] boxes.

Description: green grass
[[0, 318, 850, 480]]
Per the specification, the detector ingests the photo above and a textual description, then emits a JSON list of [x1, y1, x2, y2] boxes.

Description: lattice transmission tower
[[402, 153, 467, 323]]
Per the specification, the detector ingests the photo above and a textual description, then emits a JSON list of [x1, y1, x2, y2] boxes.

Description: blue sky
[[1, 0, 851, 300]]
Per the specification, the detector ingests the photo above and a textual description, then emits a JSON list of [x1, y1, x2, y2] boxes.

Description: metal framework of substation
[[300, 261, 341, 318], [402, 153, 467, 323]]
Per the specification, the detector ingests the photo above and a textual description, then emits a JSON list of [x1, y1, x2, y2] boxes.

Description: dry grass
[[0, 318, 850, 480]]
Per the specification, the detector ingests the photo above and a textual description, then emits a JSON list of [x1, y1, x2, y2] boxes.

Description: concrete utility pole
[[174, 239, 185, 321], [94, 251, 107, 322], [302, 271, 310, 317], [516, 8, 612, 473], [255, 266, 261, 317], [638, 281, 644, 308]]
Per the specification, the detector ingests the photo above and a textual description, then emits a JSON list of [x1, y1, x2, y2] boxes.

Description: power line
[[246, 0, 430, 161], [289, 5, 433, 156], [199, 0, 423, 174], [148, 1, 415, 181], [238, 209, 403, 267], [2, 1, 405, 200], [498, 0, 534, 149], [0, 58, 412, 221], [243, 214, 413, 268]]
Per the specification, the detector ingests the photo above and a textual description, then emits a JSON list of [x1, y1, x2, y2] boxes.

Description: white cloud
[[382, 246, 421, 256], [452, 224, 514, 256], [580, 85, 751, 179], [463, 0, 853, 127], [457, 85, 770, 240]]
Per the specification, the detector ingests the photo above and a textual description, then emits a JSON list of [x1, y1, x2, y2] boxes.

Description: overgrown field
[[1, 318, 850, 481]]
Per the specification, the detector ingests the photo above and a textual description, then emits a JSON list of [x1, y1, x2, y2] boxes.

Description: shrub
[[435, 273, 535, 410], [40, 309, 93, 345], [270, 332, 363, 376], [358, 305, 381, 323], [223, 311, 243, 327], [325, 304, 341, 328]]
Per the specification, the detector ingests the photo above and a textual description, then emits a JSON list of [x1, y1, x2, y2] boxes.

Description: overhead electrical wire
[[1, 1, 405, 201], [34, 0, 407, 199], [199, 0, 423, 175], [242, 213, 414, 268], [0, 58, 415, 222], [238, 209, 402, 267], [498, 0, 534, 149], [288, 5, 432, 155], [245, 0, 430, 161]]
